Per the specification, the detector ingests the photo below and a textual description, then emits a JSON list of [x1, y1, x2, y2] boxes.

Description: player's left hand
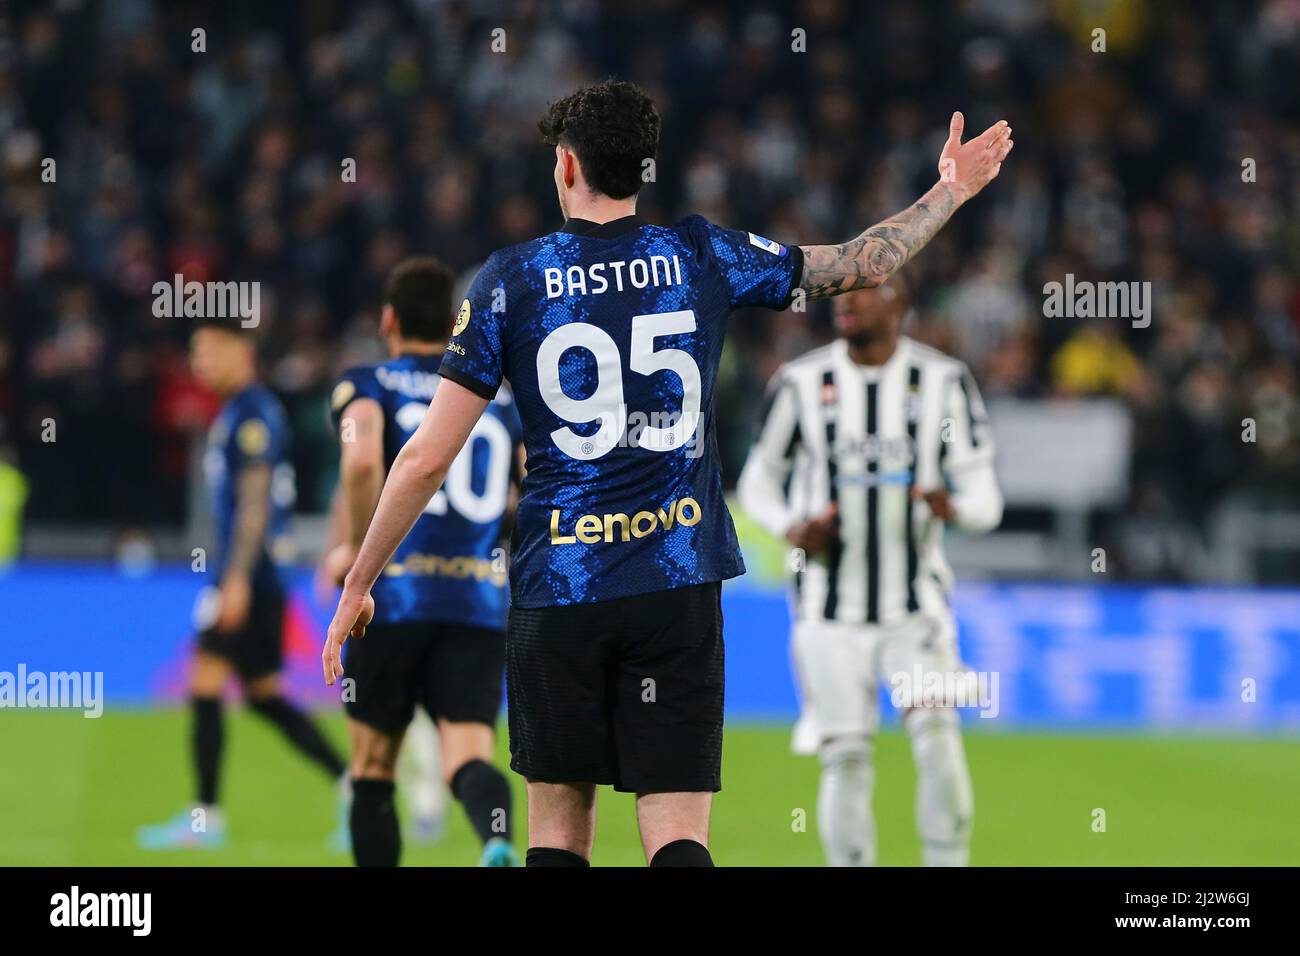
[[323, 587, 374, 686], [938, 112, 1013, 205], [215, 572, 252, 633], [913, 487, 957, 524]]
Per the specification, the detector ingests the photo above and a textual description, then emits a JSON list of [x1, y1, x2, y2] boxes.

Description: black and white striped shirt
[[738, 337, 1002, 625]]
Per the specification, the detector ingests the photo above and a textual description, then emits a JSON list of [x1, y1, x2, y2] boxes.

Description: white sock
[[906, 708, 973, 866], [399, 710, 445, 821], [816, 735, 875, 866]]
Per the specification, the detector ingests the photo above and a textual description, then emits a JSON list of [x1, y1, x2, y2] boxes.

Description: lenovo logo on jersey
[[384, 553, 506, 585], [549, 497, 703, 544]]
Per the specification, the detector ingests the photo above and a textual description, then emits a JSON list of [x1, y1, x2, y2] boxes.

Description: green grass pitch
[[1, 709, 1296, 865]]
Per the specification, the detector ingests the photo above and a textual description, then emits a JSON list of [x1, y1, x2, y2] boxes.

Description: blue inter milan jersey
[[331, 353, 523, 630], [204, 384, 294, 590], [437, 215, 803, 608]]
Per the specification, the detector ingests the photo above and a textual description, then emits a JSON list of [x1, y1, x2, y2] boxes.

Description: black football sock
[[650, 839, 714, 867], [526, 847, 590, 867], [350, 779, 401, 867], [450, 758, 513, 846], [192, 696, 223, 806], [247, 695, 346, 778]]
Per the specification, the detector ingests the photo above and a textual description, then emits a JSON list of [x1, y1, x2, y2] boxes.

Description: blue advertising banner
[[3, 563, 1298, 731]]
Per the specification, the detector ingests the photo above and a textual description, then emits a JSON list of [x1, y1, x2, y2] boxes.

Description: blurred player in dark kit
[[324, 258, 523, 866], [139, 317, 346, 850]]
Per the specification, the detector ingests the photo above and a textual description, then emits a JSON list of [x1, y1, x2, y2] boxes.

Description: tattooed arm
[[800, 182, 959, 298], [227, 464, 272, 576], [215, 463, 272, 632], [799, 113, 1013, 300]]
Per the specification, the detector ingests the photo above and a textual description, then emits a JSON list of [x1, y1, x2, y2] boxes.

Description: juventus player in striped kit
[[738, 274, 1003, 866]]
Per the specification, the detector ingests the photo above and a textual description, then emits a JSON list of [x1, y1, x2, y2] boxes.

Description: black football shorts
[[343, 620, 505, 733], [197, 583, 285, 680], [506, 581, 725, 794]]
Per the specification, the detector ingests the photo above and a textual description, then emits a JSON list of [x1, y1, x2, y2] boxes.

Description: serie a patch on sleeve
[[748, 233, 784, 255]]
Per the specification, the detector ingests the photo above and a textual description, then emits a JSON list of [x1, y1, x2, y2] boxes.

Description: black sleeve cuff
[[779, 244, 806, 310], [438, 364, 499, 401]]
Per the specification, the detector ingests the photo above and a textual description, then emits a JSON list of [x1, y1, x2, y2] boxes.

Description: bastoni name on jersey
[[544, 255, 684, 298]]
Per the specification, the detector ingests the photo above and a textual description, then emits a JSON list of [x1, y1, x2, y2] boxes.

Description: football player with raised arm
[[323, 79, 1012, 866]]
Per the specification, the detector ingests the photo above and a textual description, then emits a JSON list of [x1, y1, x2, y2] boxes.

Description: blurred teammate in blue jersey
[[139, 317, 346, 851], [324, 80, 1012, 866], [323, 258, 523, 867]]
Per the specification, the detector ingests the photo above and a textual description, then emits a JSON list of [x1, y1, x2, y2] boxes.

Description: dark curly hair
[[538, 79, 661, 200]]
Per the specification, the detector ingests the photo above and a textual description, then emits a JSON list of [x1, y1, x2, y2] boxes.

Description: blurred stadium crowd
[[1, 0, 1297, 579]]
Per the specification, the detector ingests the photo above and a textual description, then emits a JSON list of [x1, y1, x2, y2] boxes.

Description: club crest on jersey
[[748, 233, 784, 255]]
